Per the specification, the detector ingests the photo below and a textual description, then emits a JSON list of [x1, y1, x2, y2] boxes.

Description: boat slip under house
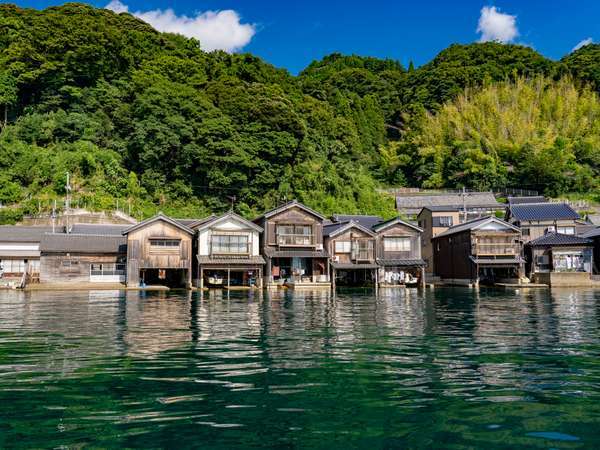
[[0, 197, 599, 290]]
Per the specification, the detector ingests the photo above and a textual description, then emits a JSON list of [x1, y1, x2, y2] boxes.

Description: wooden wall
[[262, 206, 323, 248], [432, 230, 473, 279], [126, 220, 193, 286], [40, 253, 123, 283], [376, 223, 422, 260], [325, 228, 375, 264]]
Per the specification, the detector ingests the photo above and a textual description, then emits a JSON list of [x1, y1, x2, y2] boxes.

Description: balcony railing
[[473, 243, 520, 256], [277, 233, 314, 246]]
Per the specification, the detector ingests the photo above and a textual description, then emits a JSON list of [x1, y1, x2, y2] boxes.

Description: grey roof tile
[[331, 214, 383, 229], [0, 226, 56, 242], [40, 233, 127, 254], [528, 233, 592, 247], [509, 203, 580, 221], [507, 196, 547, 205]]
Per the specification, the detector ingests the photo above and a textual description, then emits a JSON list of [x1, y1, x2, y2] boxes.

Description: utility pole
[[65, 172, 71, 234], [227, 195, 236, 212], [462, 186, 467, 224]]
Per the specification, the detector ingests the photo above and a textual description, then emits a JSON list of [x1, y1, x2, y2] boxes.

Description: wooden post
[[227, 268, 230, 289], [200, 267, 204, 290], [332, 266, 336, 291]]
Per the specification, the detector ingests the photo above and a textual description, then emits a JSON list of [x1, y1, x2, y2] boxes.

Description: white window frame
[[335, 241, 351, 253], [383, 237, 411, 252]]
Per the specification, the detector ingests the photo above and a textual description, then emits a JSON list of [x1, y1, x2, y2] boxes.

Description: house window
[[557, 226, 575, 235], [61, 260, 79, 267], [522, 228, 530, 236], [276, 224, 312, 245], [211, 235, 249, 254], [335, 241, 351, 253], [546, 226, 556, 234], [383, 237, 411, 252], [438, 216, 453, 227], [90, 263, 126, 276], [1, 259, 26, 273], [150, 239, 180, 247]]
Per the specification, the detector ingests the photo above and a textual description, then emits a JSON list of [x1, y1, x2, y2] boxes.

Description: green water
[[1, 288, 600, 448]]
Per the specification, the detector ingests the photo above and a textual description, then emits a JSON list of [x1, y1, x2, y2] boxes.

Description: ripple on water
[[0, 288, 599, 448]]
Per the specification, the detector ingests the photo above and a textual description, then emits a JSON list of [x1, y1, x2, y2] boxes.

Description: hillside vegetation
[[0, 3, 598, 222]]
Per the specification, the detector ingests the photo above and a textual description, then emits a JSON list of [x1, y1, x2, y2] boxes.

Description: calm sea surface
[[1, 288, 600, 448]]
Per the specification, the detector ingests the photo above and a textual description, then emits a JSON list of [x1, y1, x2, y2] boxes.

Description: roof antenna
[[227, 195, 236, 212]]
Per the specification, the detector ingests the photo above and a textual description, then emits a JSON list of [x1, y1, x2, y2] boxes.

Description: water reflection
[[0, 287, 600, 448]]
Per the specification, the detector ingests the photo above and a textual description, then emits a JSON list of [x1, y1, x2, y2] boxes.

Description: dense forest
[[0, 3, 598, 222]]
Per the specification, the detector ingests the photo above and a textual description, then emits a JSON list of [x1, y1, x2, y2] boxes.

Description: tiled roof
[[331, 214, 383, 229], [469, 256, 524, 265], [331, 262, 379, 269], [396, 192, 501, 211], [433, 216, 519, 239], [581, 227, 600, 239], [377, 258, 426, 267], [70, 223, 129, 235], [323, 220, 376, 237], [372, 216, 422, 233], [194, 212, 263, 232], [254, 200, 325, 221], [528, 232, 592, 247], [507, 196, 546, 205], [40, 233, 127, 253], [509, 203, 580, 222], [197, 255, 265, 265], [123, 213, 195, 235], [0, 226, 56, 242], [264, 248, 328, 258]]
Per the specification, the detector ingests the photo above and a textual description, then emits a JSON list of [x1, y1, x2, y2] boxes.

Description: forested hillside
[[0, 3, 598, 222]]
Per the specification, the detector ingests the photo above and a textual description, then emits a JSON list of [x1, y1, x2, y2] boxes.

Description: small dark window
[[438, 216, 453, 227], [522, 228, 530, 236], [150, 239, 180, 247]]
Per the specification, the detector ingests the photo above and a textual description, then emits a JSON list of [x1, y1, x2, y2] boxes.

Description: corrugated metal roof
[[433, 216, 519, 239], [509, 203, 580, 221], [70, 223, 129, 235], [377, 258, 426, 267], [331, 214, 383, 229], [396, 192, 501, 210], [40, 233, 126, 254], [264, 248, 328, 258], [528, 233, 592, 247], [0, 226, 56, 242], [507, 196, 547, 205], [197, 255, 265, 265]]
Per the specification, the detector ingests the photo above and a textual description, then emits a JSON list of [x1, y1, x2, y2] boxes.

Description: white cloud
[[572, 37, 593, 52], [477, 6, 519, 43], [105, 0, 256, 53]]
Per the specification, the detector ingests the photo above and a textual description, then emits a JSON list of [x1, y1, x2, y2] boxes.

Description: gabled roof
[[507, 196, 547, 205], [433, 216, 519, 239], [372, 216, 423, 233], [396, 191, 502, 211], [122, 213, 195, 235], [528, 232, 592, 247], [40, 233, 127, 254], [194, 212, 263, 232], [254, 200, 325, 221], [175, 215, 215, 229], [508, 203, 580, 222], [323, 220, 376, 238], [331, 214, 384, 229], [70, 223, 129, 236], [0, 226, 56, 242]]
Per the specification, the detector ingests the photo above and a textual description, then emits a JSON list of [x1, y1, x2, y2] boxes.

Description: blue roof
[[509, 203, 580, 222]]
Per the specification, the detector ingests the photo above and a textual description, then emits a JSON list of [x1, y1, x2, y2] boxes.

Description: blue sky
[[8, 0, 600, 73]]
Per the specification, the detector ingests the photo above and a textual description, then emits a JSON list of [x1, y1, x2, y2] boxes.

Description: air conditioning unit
[[316, 243, 323, 251], [332, 256, 339, 262]]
